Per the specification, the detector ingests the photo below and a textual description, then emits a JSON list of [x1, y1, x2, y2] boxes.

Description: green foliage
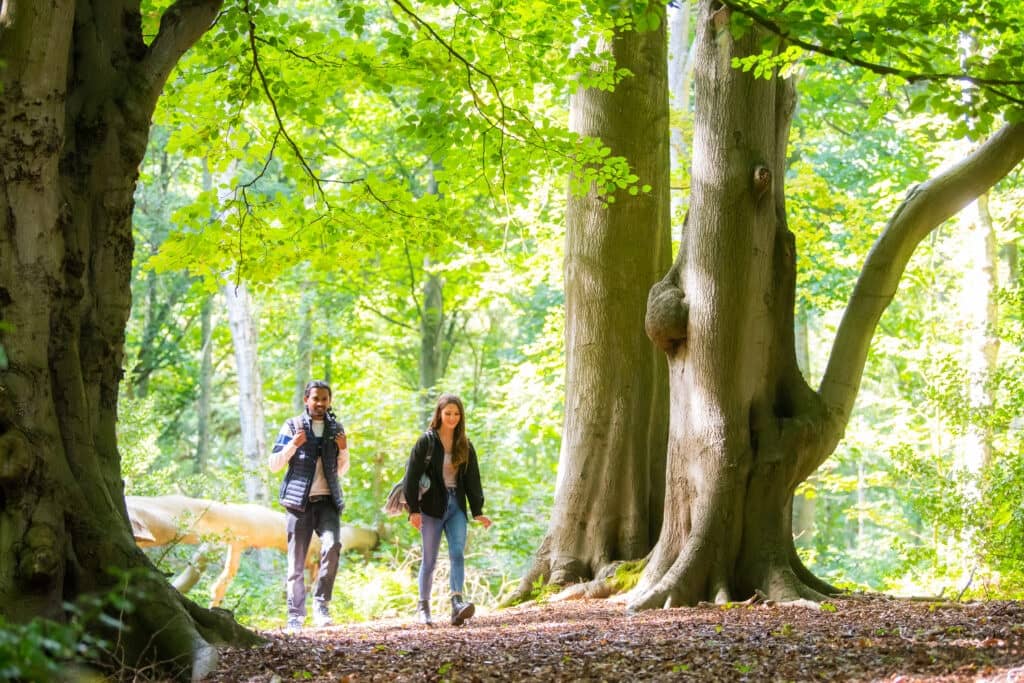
[[523, 574, 561, 604], [610, 559, 646, 592], [726, 0, 1024, 139], [0, 568, 149, 680]]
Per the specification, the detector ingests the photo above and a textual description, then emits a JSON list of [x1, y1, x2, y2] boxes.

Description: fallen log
[[126, 494, 378, 606]]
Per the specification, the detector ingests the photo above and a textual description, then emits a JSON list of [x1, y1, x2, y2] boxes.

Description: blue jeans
[[286, 497, 341, 620], [418, 489, 468, 600]]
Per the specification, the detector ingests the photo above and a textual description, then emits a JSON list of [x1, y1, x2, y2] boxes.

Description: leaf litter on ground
[[207, 595, 1024, 682]]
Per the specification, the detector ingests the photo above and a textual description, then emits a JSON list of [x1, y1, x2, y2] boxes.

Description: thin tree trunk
[[668, 1, 695, 225], [418, 168, 448, 424], [420, 264, 445, 424], [294, 288, 314, 412], [960, 194, 998, 474], [196, 296, 214, 473], [136, 268, 160, 398], [792, 306, 815, 540], [223, 282, 267, 504]]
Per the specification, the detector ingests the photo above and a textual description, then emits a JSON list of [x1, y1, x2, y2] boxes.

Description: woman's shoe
[[450, 594, 475, 626], [416, 600, 433, 626]]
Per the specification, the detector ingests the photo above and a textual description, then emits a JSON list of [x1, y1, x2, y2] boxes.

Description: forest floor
[[206, 594, 1024, 682]]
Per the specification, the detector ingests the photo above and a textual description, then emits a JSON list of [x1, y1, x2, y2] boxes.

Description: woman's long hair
[[429, 393, 469, 467]]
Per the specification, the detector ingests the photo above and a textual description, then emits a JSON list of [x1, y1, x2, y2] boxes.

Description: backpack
[[382, 448, 432, 517]]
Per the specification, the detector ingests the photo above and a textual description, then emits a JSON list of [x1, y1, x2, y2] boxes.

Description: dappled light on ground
[[208, 596, 1024, 681]]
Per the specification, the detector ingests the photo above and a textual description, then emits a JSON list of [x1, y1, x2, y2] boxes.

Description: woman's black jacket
[[403, 429, 484, 519]]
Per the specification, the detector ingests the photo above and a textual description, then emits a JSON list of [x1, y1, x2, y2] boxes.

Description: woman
[[403, 393, 493, 626]]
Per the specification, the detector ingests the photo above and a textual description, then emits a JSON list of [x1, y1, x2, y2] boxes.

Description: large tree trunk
[[0, 1, 259, 678], [514, 8, 671, 597], [635, 0, 1024, 609]]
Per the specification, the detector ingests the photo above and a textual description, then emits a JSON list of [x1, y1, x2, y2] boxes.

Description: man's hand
[[334, 432, 347, 450], [292, 429, 307, 448], [336, 448, 350, 476], [474, 515, 493, 529]]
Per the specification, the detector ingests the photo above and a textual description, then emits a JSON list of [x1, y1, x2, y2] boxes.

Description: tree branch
[[720, 0, 1024, 106], [242, 0, 327, 206], [405, 242, 425, 322], [140, 0, 223, 111], [817, 122, 1024, 453]]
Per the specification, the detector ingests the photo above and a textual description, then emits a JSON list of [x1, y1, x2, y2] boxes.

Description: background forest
[[116, 0, 1024, 630]]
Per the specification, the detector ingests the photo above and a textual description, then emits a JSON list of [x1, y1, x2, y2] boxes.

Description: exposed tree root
[[628, 533, 711, 611], [788, 543, 842, 596], [88, 565, 262, 681], [545, 560, 645, 602], [505, 554, 647, 607]]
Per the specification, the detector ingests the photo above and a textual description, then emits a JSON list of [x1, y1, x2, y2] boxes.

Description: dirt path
[[207, 596, 1024, 681]]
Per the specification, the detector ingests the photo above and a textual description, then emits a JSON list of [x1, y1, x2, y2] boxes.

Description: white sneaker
[[285, 617, 303, 634], [313, 607, 334, 628]]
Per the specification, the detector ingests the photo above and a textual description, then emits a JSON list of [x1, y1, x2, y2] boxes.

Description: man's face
[[304, 388, 332, 419]]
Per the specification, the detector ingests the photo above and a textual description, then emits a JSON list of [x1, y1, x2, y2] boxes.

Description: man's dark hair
[[304, 380, 332, 398]]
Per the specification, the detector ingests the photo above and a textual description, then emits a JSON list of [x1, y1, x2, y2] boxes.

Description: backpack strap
[[424, 429, 437, 467]]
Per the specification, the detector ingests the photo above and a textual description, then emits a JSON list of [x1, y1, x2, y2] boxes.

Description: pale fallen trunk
[[126, 495, 378, 606]]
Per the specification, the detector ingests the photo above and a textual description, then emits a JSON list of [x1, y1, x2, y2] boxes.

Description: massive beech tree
[[516, 9, 672, 594], [633, 0, 1024, 608], [0, 1, 257, 677]]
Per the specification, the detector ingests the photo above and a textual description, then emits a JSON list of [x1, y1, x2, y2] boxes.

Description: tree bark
[[0, 1, 259, 678], [513, 7, 671, 598], [635, 0, 1024, 610]]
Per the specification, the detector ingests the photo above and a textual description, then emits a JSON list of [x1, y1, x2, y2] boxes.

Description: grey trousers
[[286, 497, 342, 620]]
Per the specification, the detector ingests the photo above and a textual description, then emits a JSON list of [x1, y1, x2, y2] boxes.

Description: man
[[269, 379, 350, 633]]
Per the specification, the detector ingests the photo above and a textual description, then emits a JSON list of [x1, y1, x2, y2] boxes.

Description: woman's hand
[[409, 512, 422, 530], [474, 515, 493, 529]]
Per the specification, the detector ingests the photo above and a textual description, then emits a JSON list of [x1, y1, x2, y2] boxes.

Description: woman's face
[[440, 403, 461, 432]]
